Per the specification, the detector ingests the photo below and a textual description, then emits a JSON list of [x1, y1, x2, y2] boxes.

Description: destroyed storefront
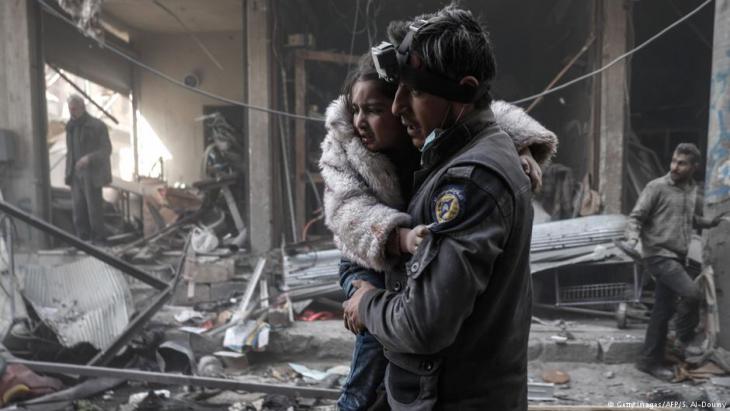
[[0, 0, 729, 409]]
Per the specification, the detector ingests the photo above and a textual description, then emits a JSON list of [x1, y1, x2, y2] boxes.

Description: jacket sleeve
[[359, 166, 510, 354], [625, 183, 659, 243], [491, 100, 558, 166], [88, 120, 112, 169], [692, 187, 716, 229], [320, 136, 411, 272], [64, 124, 73, 185]]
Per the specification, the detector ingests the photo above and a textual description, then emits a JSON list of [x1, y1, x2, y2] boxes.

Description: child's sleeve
[[491, 100, 558, 166], [319, 136, 411, 272]]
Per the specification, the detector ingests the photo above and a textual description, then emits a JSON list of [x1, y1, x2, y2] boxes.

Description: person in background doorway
[[64, 94, 112, 244]]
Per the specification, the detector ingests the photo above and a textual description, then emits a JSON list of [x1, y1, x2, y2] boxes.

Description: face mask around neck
[[420, 128, 443, 153]]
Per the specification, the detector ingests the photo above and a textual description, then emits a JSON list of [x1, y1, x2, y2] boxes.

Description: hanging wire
[[37, 0, 325, 123], [509, 0, 713, 105]]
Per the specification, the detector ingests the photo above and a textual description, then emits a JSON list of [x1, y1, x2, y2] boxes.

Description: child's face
[[351, 80, 407, 152]]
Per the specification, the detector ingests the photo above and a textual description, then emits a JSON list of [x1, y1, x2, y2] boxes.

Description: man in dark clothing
[[65, 94, 112, 243], [624, 143, 725, 381], [343, 6, 534, 410]]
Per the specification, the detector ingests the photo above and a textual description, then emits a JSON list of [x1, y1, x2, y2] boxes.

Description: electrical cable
[[37, 0, 325, 123], [509, 0, 713, 105], [347, 0, 361, 74], [38, 0, 711, 114]]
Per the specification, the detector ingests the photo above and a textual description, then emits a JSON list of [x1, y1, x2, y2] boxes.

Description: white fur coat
[[319, 96, 557, 271]]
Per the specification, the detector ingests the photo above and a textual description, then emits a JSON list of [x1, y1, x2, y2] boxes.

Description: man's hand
[[342, 280, 376, 334], [74, 155, 90, 172], [519, 148, 542, 192], [401, 225, 430, 254], [710, 212, 730, 228]]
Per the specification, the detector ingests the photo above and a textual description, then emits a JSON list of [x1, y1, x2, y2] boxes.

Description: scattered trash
[[175, 309, 206, 324], [223, 321, 271, 352], [156, 340, 196, 375], [192, 227, 220, 253], [198, 355, 225, 378], [299, 310, 336, 321], [603, 371, 615, 379], [287, 363, 349, 383], [711, 376, 730, 387], [214, 351, 249, 370], [128, 389, 171, 407], [288, 363, 329, 381], [550, 335, 568, 345], [541, 369, 570, 384], [0, 362, 63, 406]]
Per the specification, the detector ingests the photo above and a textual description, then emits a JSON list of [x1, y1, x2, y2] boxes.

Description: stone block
[[599, 338, 642, 364], [541, 339, 600, 362]]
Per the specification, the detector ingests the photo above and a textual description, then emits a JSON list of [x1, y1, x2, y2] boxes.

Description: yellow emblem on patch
[[435, 192, 460, 224]]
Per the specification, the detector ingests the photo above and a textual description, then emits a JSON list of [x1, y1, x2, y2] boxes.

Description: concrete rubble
[[0, 201, 727, 410]]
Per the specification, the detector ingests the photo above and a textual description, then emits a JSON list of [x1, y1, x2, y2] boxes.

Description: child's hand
[[518, 147, 542, 192], [400, 225, 430, 254]]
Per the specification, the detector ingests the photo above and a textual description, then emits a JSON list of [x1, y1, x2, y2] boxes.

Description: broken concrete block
[[183, 256, 235, 283], [172, 282, 211, 305], [210, 280, 245, 301], [599, 338, 642, 364], [541, 339, 599, 362]]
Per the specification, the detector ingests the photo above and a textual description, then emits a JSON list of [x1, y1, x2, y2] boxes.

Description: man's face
[[391, 83, 452, 149], [669, 152, 697, 184], [68, 101, 85, 119]]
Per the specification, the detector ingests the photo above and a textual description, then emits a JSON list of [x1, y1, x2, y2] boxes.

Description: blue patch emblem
[[434, 186, 464, 224]]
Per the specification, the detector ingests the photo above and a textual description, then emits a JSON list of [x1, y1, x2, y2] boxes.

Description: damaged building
[[0, 0, 729, 409]]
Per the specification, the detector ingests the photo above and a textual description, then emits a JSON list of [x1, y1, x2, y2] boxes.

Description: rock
[[541, 369, 571, 384]]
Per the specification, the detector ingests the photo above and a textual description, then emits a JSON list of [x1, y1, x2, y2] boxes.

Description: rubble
[[0, 198, 726, 408]]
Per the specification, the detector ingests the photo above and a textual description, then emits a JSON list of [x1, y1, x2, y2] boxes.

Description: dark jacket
[[359, 109, 534, 410], [65, 112, 112, 188]]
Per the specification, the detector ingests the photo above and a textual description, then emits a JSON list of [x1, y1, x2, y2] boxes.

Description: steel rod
[[48, 64, 120, 125], [7, 359, 340, 400], [0, 200, 167, 290]]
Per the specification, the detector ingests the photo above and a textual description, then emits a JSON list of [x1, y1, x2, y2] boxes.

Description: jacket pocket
[[385, 355, 441, 410], [405, 235, 439, 280]]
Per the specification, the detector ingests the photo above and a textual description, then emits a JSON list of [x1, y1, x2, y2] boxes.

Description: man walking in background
[[65, 94, 112, 244], [625, 143, 726, 380]]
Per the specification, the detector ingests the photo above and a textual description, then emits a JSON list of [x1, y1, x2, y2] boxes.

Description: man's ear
[[459, 76, 479, 88], [408, 53, 423, 69]]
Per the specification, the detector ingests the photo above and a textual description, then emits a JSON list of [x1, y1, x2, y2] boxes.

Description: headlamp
[[370, 19, 485, 103]]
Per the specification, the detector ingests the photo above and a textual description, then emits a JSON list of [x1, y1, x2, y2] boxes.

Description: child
[[320, 54, 557, 411]]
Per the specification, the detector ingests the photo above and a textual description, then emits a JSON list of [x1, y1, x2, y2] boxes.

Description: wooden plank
[[294, 51, 307, 236], [597, 0, 629, 214], [291, 49, 357, 239], [297, 49, 359, 65], [232, 257, 267, 323], [246, 0, 274, 253]]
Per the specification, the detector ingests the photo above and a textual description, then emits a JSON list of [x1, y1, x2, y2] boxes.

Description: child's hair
[[342, 53, 398, 113]]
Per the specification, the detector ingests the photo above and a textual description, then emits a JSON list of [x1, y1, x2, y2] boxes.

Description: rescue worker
[[343, 5, 534, 410]]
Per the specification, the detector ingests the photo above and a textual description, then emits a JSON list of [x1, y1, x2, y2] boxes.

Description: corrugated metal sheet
[[283, 215, 639, 286], [21, 257, 133, 350], [531, 214, 627, 253], [530, 214, 632, 273], [282, 249, 341, 288]]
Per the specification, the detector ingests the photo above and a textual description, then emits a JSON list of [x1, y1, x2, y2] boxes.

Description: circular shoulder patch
[[435, 191, 461, 224]]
